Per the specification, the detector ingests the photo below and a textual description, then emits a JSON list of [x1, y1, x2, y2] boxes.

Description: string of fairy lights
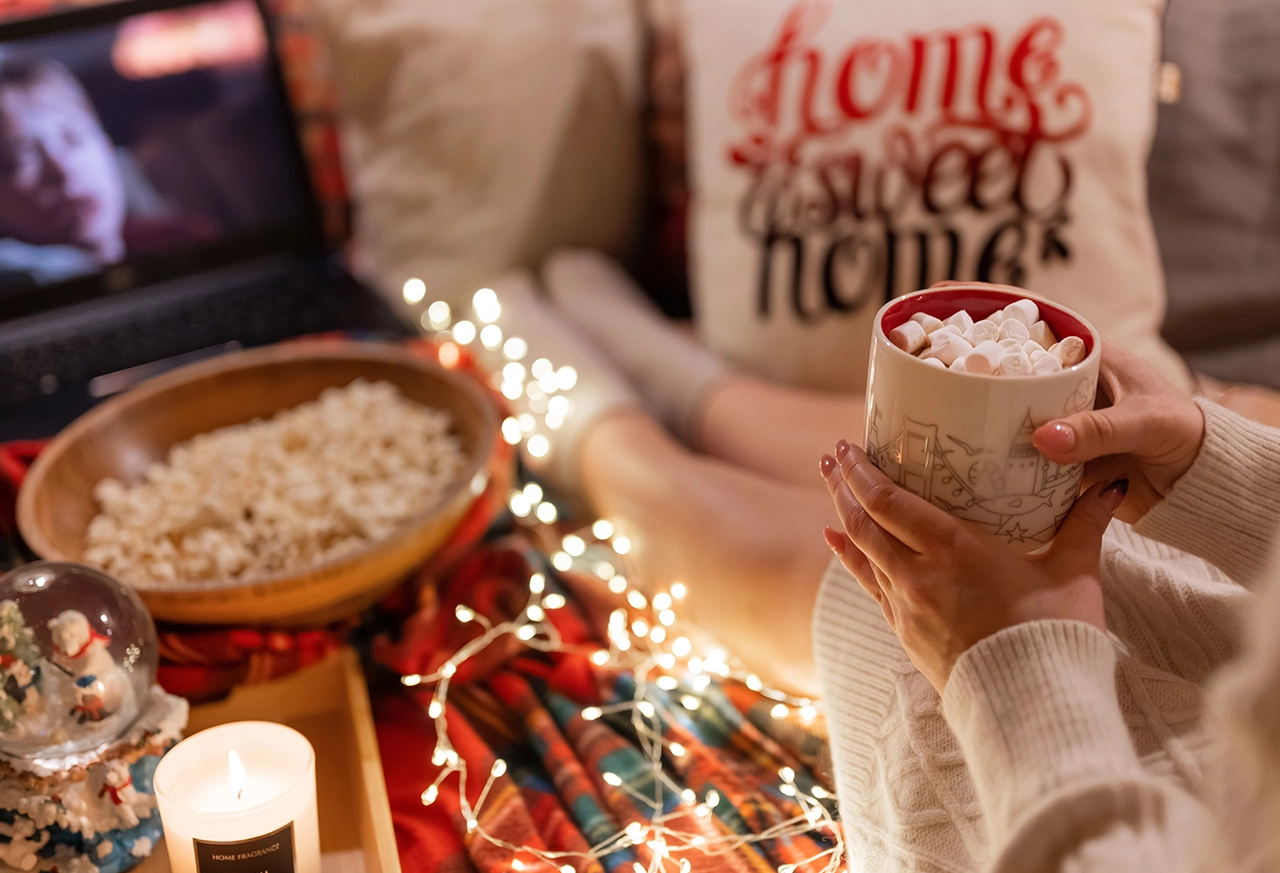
[[400, 281, 842, 873]]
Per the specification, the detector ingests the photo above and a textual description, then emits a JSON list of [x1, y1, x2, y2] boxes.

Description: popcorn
[[895, 302, 1087, 378]]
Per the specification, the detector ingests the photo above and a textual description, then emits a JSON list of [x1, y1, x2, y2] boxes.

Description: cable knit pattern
[[1135, 398, 1280, 588], [813, 400, 1274, 872]]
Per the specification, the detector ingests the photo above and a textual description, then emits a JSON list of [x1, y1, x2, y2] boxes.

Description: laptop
[[0, 0, 409, 440]]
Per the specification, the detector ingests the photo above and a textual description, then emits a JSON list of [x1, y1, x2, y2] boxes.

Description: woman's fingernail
[[1100, 478, 1129, 514], [835, 439, 851, 460], [823, 527, 844, 554], [820, 454, 837, 477], [1036, 422, 1075, 453]]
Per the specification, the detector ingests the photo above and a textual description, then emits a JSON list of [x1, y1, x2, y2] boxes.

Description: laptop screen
[[0, 0, 321, 320]]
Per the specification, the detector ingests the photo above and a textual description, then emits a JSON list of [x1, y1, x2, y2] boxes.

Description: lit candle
[[154, 722, 321, 873]]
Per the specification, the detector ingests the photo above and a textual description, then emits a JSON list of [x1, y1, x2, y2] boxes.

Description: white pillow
[[684, 0, 1191, 392], [311, 0, 644, 321]]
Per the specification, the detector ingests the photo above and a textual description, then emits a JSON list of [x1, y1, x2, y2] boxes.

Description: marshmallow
[[1032, 354, 1064, 375], [1002, 299, 1040, 327], [1022, 340, 1044, 356], [963, 340, 1005, 375], [1054, 335, 1087, 367], [998, 318, 1029, 344], [1029, 320, 1057, 348], [987, 310, 1007, 326], [932, 324, 963, 340], [923, 332, 974, 366], [999, 338, 1025, 355], [910, 312, 945, 334], [921, 356, 947, 369], [1030, 349, 1055, 364], [997, 352, 1033, 376], [966, 319, 1000, 345], [943, 310, 974, 333], [889, 321, 928, 354], [949, 356, 968, 371]]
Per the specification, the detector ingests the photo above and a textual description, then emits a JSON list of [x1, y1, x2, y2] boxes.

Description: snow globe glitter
[[0, 563, 188, 873]]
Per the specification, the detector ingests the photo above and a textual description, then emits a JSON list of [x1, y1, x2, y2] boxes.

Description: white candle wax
[[155, 722, 321, 873]]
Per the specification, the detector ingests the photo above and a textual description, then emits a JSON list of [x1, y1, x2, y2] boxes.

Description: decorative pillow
[[683, 0, 1191, 392], [311, 0, 644, 322]]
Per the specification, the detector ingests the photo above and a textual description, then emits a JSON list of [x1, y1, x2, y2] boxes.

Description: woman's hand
[[820, 440, 1127, 693], [1032, 341, 1204, 523]]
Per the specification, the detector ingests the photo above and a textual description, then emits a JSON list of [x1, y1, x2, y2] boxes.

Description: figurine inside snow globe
[[0, 562, 158, 760]]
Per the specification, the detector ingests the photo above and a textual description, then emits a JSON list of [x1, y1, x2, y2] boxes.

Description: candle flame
[[228, 750, 246, 801]]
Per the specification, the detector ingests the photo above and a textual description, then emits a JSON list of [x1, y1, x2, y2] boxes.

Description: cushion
[[311, 0, 644, 323], [683, 0, 1192, 392]]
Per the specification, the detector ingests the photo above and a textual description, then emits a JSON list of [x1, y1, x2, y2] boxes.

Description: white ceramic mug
[[864, 284, 1102, 551]]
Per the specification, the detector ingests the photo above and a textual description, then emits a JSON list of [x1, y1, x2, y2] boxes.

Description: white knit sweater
[[814, 399, 1280, 872]]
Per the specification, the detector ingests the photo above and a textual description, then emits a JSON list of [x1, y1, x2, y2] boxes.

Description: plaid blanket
[[1, 336, 841, 871]]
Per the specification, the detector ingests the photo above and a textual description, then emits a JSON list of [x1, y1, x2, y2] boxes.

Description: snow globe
[[0, 563, 188, 873]]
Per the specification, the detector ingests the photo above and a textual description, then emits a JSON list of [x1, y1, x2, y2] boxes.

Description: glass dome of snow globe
[[0, 562, 158, 761]]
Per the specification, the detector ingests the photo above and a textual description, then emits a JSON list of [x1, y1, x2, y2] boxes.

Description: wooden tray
[[138, 648, 400, 873]]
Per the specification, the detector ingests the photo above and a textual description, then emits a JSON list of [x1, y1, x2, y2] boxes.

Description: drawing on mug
[[866, 405, 1084, 545]]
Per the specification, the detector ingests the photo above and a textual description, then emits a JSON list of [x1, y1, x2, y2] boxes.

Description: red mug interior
[[880, 287, 1095, 357]]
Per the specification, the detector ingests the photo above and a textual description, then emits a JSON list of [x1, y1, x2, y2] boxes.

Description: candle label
[[194, 822, 295, 873]]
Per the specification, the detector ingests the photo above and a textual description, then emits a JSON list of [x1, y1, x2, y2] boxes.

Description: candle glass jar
[[154, 722, 321, 873]]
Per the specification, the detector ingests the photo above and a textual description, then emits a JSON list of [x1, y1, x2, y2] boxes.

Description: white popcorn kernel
[[997, 352, 1033, 376], [1029, 320, 1057, 348], [921, 356, 947, 369], [1054, 335, 1087, 366], [965, 320, 1000, 346], [1033, 354, 1064, 375], [889, 321, 928, 354], [924, 332, 973, 366], [943, 310, 974, 332], [910, 313, 945, 334], [963, 341, 1005, 375], [1002, 299, 1040, 327], [998, 318, 1030, 344]]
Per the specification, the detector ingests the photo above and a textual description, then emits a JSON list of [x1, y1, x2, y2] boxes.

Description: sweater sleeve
[[1133, 398, 1280, 588], [941, 620, 1208, 873]]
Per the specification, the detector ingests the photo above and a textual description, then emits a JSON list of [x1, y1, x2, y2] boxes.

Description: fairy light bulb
[[453, 320, 476, 344], [657, 653, 676, 669], [523, 482, 543, 502], [608, 576, 627, 594], [745, 674, 763, 691], [593, 561, 616, 579], [518, 414, 537, 433], [626, 590, 647, 609], [401, 674, 422, 687], [590, 650, 609, 666], [536, 502, 558, 524], [636, 701, 655, 718], [680, 695, 701, 711], [509, 492, 531, 516], [800, 704, 817, 721], [472, 287, 501, 323], [706, 789, 720, 808], [403, 278, 426, 304], [491, 759, 507, 778], [657, 676, 678, 691], [440, 662, 456, 678], [547, 395, 570, 418], [531, 358, 553, 378], [480, 323, 503, 349], [592, 519, 614, 539], [503, 336, 528, 360], [779, 766, 795, 783], [562, 535, 585, 556], [612, 536, 632, 555], [544, 593, 566, 609], [649, 627, 666, 644], [652, 592, 672, 611], [603, 772, 622, 787], [526, 435, 549, 458], [672, 637, 691, 657], [658, 609, 675, 627], [529, 573, 545, 594], [526, 605, 545, 622], [426, 300, 451, 329], [556, 366, 578, 390], [501, 381, 522, 400], [631, 620, 649, 637], [552, 551, 572, 571], [503, 362, 526, 383], [428, 699, 444, 719], [669, 742, 685, 757], [516, 625, 536, 641], [501, 418, 521, 445], [421, 785, 438, 805], [770, 703, 789, 720], [582, 707, 603, 721]]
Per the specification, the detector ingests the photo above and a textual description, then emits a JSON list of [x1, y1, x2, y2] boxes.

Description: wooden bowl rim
[[16, 340, 498, 595]]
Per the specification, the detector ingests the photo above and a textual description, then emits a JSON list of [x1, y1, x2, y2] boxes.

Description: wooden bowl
[[16, 341, 498, 626]]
